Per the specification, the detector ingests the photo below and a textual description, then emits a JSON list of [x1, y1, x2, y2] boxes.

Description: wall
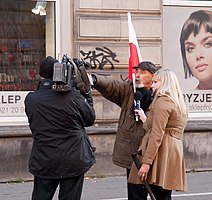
[[0, 0, 212, 182], [74, 0, 162, 64], [0, 122, 212, 182], [183, 121, 212, 170], [72, 0, 162, 128]]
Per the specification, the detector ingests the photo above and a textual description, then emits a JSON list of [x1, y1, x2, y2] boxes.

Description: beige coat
[[128, 95, 188, 191]]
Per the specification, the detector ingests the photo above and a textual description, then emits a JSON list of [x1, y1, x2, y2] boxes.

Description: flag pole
[[128, 12, 142, 121], [132, 73, 139, 121], [132, 73, 136, 93]]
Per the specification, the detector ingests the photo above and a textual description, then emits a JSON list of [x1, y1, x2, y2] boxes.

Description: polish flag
[[128, 12, 142, 80]]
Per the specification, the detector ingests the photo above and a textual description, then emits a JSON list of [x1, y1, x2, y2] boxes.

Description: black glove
[[73, 58, 91, 69], [91, 74, 97, 85], [73, 58, 83, 68]]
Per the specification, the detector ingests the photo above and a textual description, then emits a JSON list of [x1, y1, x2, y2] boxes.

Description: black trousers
[[149, 185, 172, 200], [127, 169, 148, 200], [127, 169, 172, 200], [32, 174, 84, 200]]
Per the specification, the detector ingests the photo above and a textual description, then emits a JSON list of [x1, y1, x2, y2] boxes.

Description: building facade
[[0, 0, 211, 181]]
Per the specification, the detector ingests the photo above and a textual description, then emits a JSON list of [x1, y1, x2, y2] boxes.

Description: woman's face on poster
[[185, 25, 212, 82]]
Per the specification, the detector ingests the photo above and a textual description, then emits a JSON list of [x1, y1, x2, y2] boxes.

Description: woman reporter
[[128, 68, 188, 200]]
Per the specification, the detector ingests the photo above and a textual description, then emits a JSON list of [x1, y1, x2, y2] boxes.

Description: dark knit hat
[[39, 56, 59, 79], [133, 61, 158, 74]]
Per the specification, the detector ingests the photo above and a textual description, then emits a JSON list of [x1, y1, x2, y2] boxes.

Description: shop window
[[0, 0, 55, 91]]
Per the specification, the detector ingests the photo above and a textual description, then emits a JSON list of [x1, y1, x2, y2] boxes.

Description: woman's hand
[[138, 163, 150, 180], [134, 108, 147, 123]]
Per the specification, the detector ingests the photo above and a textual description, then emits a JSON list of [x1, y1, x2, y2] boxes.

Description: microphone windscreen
[[134, 91, 143, 101]]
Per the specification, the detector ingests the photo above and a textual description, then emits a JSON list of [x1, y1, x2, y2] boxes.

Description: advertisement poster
[[0, 91, 28, 117], [163, 1, 212, 117]]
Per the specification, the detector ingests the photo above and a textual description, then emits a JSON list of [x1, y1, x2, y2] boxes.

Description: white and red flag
[[128, 12, 142, 80]]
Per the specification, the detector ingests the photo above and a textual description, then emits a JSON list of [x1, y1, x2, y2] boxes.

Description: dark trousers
[[32, 174, 84, 200], [150, 185, 172, 200], [127, 169, 172, 200], [127, 169, 148, 200]]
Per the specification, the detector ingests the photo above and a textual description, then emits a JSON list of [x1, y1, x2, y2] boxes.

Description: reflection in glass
[[0, 0, 55, 91]]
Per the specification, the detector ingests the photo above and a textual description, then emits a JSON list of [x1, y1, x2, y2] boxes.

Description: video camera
[[52, 54, 91, 95]]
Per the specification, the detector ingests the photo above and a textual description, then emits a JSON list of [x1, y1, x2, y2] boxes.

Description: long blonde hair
[[152, 68, 187, 115]]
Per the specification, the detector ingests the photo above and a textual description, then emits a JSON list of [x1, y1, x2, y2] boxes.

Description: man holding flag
[[88, 12, 158, 199], [89, 61, 157, 199]]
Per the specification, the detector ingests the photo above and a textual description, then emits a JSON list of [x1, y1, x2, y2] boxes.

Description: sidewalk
[[0, 171, 212, 200]]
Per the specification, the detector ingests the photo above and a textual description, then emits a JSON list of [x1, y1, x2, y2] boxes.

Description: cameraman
[[24, 56, 96, 200]]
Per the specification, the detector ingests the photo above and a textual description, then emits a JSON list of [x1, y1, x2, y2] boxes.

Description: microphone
[[134, 91, 143, 121]]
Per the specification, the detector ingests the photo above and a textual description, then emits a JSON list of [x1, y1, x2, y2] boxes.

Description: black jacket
[[24, 79, 96, 179]]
